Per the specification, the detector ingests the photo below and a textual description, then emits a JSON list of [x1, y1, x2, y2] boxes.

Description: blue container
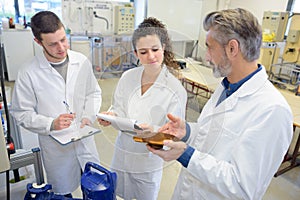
[[24, 183, 76, 200], [81, 162, 117, 200]]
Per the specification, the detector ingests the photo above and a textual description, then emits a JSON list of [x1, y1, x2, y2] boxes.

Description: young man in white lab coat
[[11, 11, 101, 197], [148, 8, 293, 200]]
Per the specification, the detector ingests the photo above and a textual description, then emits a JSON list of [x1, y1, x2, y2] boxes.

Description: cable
[[93, 11, 109, 30]]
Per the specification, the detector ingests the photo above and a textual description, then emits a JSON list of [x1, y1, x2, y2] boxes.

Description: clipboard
[[50, 124, 102, 145], [96, 113, 142, 133]]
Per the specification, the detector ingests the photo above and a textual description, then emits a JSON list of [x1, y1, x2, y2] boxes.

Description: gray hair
[[203, 8, 262, 62]]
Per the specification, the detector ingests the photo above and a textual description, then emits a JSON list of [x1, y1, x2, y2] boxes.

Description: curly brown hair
[[132, 17, 178, 69]]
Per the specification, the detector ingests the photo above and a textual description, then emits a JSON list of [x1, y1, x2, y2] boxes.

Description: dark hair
[[132, 17, 178, 69], [203, 8, 262, 62], [30, 11, 64, 41]]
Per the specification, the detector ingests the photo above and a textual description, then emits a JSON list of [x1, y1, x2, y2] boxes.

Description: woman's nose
[[148, 51, 155, 59]]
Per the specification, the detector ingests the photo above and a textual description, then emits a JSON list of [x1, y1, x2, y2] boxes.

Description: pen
[[63, 101, 79, 130], [107, 105, 113, 112], [63, 101, 72, 114]]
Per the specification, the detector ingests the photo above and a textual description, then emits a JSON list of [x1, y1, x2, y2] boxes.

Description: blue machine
[[24, 162, 117, 200]]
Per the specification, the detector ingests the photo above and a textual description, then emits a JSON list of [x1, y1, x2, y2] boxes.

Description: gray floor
[[91, 76, 300, 200], [2, 76, 300, 199]]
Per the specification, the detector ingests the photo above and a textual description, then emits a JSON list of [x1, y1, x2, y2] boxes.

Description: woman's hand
[[97, 111, 115, 127]]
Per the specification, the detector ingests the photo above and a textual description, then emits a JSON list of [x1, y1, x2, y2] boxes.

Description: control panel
[[114, 5, 135, 35]]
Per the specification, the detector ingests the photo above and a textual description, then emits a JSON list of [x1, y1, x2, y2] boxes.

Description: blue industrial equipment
[[81, 162, 117, 200], [24, 162, 117, 200], [24, 183, 74, 200]]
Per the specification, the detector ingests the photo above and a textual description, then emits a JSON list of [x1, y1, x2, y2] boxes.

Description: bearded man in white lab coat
[[148, 8, 293, 200], [11, 11, 101, 197]]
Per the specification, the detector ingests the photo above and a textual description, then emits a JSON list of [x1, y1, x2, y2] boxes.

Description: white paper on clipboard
[[50, 124, 101, 145], [96, 113, 141, 133]]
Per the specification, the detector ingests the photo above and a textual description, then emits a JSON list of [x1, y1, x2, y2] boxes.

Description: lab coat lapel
[[201, 84, 237, 120], [66, 51, 80, 85], [198, 67, 268, 152], [37, 53, 61, 77], [155, 65, 168, 85], [200, 66, 268, 122]]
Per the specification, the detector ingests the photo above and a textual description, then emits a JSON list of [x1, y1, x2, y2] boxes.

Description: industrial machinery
[[269, 13, 300, 92], [61, 0, 135, 36], [259, 11, 289, 73], [282, 13, 300, 64], [258, 42, 281, 73], [262, 11, 289, 42]]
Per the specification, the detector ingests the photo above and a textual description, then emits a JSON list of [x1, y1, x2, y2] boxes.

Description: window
[[290, 0, 300, 12], [1, 0, 133, 27], [1, 0, 61, 26]]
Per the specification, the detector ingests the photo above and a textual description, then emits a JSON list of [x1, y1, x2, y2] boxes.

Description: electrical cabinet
[[262, 11, 289, 42], [1, 29, 35, 81], [259, 42, 280, 72], [287, 30, 300, 43], [283, 14, 300, 64]]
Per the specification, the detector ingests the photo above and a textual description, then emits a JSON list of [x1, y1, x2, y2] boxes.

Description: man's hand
[[147, 140, 187, 161], [53, 113, 75, 130], [159, 113, 186, 139]]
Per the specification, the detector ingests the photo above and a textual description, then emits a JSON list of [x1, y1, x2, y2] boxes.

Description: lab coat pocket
[[208, 127, 239, 159]]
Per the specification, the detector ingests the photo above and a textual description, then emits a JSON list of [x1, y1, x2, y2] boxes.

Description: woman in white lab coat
[[98, 17, 187, 200], [11, 11, 101, 196]]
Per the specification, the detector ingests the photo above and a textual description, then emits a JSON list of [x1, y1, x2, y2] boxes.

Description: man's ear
[[227, 39, 239, 57], [34, 38, 42, 45]]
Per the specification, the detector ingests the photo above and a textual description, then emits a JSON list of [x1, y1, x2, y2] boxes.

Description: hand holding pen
[[53, 113, 75, 130], [52, 101, 76, 130]]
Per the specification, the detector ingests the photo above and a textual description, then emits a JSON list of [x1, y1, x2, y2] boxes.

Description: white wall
[[147, 0, 203, 41], [223, 0, 289, 24], [196, 0, 289, 61], [146, 0, 289, 60]]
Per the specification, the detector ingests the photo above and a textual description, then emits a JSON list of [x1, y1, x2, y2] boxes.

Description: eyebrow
[[137, 45, 160, 50]]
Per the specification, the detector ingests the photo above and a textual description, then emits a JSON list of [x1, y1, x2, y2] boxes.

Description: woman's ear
[[134, 50, 138, 57]]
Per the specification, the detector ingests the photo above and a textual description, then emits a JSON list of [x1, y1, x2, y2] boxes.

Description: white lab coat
[[110, 65, 187, 200], [11, 50, 102, 194], [172, 66, 293, 200]]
